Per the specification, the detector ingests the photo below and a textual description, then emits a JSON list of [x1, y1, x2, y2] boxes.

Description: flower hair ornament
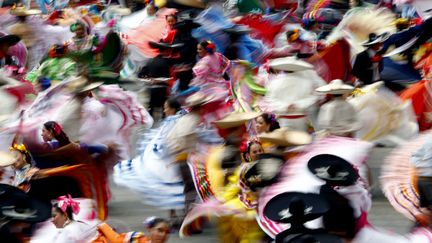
[[57, 194, 80, 215], [51, 122, 63, 136], [205, 40, 216, 53]]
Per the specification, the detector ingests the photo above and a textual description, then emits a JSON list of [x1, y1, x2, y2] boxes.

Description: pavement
[[106, 147, 413, 242]]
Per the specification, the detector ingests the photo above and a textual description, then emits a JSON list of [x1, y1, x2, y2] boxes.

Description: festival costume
[[31, 198, 99, 243], [257, 136, 372, 238], [180, 145, 263, 242], [262, 70, 325, 131], [348, 82, 418, 146], [25, 57, 76, 83], [92, 223, 150, 243], [113, 113, 185, 210], [191, 52, 230, 98]]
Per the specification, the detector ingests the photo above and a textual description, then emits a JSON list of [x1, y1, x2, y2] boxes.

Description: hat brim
[[0, 151, 16, 167], [307, 154, 359, 186], [173, 0, 206, 9], [269, 57, 314, 72], [10, 9, 42, 16], [361, 33, 390, 46], [0, 184, 51, 223], [242, 153, 285, 191], [214, 112, 262, 129], [77, 82, 103, 93], [0, 35, 21, 47], [258, 128, 312, 147], [263, 192, 329, 224], [224, 25, 251, 35], [276, 230, 343, 243], [149, 41, 184, 50]]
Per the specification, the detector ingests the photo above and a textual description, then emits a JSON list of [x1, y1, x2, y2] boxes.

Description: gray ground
[[106, 147, 413, 243]]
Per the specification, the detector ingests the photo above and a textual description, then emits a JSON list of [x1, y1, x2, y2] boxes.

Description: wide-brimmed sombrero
[[276, 230, 343, 243], [0, 33, 21, 47], [214, 111, 262, 129], [361, 32, 390, 47], [307, 154, 359, 186], [241, 153, 285, 191], [223, 24, 251, 35], [315, 79, 355, 95], [269, 57, 313, 72], [148, 41, 184, 50], [173, 0, 206, 9], [0, 151, 16, 167], [10, 7, 42, 16], [258, 128, 312, 147], [0, 184, 51, 222], [184, 92, 210, 107], [264, 192, 329, 224]]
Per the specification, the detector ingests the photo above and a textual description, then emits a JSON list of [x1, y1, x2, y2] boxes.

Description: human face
[[197, 44, 207, 58], [149, 222, 170, 243], [11, 150, 26, 170], [75, 24, 86, 39], [163, 102, 176, 117], [41, 127, 54, 142], [51, 208, 68, 228], [147, 4, 157, 16], [371, 43, 383, 52], [166, 16, 176, 29], [255, 116, 270, 134], [248, 143, 264, 161]]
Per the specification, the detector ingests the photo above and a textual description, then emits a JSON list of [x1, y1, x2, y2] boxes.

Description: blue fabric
[[381, 57, 421, 84]]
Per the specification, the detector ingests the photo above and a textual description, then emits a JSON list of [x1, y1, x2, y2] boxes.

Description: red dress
[[400, 79, 432, 131]]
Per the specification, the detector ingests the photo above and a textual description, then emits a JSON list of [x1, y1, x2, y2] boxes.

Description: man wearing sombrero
[[0, 33, 21, 69], [352, 32, 389, 86]]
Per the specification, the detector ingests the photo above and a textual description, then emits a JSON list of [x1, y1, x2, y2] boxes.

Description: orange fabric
[[92, 223, 150, 243], [400, 80, 431, 131]]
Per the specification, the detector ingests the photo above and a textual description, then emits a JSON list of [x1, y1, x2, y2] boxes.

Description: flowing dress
[[113, 113, 185, 210]]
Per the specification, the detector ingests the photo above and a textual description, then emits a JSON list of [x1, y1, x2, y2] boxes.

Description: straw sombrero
[[269, 57, 313, 72], [184, 92, 210, 107], [0, 151, 16, 167], [10, 7, 42, 16], [258, 128, 312, 147], [214, 112, 262, 129], [0, 33, 20, 47], [173, 0, 206, 9], [108, 6, 132, 16], [315, 79, 354, 95]]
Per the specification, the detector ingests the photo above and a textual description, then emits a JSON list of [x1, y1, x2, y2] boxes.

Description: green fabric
[[25, 57, 77, 83], [237, 0, 264, 13]]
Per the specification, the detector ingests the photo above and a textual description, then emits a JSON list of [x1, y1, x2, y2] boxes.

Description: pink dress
[[191, 53, 230, 98]]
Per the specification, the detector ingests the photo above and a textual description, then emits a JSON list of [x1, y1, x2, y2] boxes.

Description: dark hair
[[260, 113, 280, 132], [166, 98, 181, 112], [241, 140, 262, 162], [53, 203, 74, 220], [199, 41, 215, 54], [165, 14, 177, 21], [144, 217, 170, 229], [43, 121, 71, 147]]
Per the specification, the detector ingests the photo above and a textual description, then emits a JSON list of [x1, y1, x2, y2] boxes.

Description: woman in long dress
[[113, 98, 186, 218]]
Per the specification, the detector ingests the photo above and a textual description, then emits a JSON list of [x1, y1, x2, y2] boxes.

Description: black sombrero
[[307, 154, 359, 186], [276, 230, 343, 243], [0, 34, 21, 47], [361, 32, 390, 47], [264, 192, 329, 224], [241, 153, 285, 191], [0, 184, 51, 223], [148, 41, 185, 50], [223, 24, 251, 35]]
